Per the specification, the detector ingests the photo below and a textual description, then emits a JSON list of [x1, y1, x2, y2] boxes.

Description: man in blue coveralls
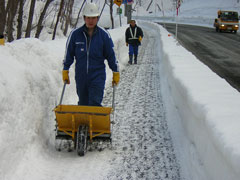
[[62, 3, 120, 106]]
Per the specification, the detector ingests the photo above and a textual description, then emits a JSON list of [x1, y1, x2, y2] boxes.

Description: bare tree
[[99, 0, 107, 18], [63, 0, 74, 36], [146, 0, 153, 11], [52, 0, 65, 40], [17, 0, 25, 39], [0, 0, 12, 37], [133, 0, 139, 10], [50, 2, 58, 28], [74, 0, 86, 28], [0, 0, 7, 37], [25, 0, 36, 38], [0, 0, 19, 41], [60, 1, 67, 30], [0, 0, 7, 38], [7, 0, 19, 42], [110, 0, 114, 29], [35, 0, 54, 38], [156, 4, 161, 12]]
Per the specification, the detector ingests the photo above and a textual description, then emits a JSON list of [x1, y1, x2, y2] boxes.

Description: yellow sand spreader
[[54, 83, 115, 156]]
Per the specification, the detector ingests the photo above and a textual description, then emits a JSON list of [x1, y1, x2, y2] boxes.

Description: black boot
[[134, 55, 137, 64], [128, 55, 133, 65]]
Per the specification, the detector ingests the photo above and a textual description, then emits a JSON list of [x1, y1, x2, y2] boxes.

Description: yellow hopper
[[54, 105, 112, 140], [54, 83, 115, 156]]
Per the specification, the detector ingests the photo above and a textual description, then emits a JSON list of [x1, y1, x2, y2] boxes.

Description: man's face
[[84, 16, 98, 29], [130, 20, 136, 27]]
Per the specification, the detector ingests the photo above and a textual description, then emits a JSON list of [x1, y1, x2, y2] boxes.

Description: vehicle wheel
[[216, 27, 219, 32], [76, 125, 88, 156], [233, 30, 237, 34]]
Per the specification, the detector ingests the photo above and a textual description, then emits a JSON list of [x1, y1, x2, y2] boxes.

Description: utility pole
[[127, 4, 132, 22], [124, 0, 133, 23], [175, 0, 181, 41], [118, 7, 122, 26]]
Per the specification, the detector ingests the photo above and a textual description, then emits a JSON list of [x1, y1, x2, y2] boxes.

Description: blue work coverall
[[63, 25, 119, 106]]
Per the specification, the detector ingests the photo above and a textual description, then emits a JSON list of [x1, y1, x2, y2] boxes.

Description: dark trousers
[[129, 44, 139, 56], [76, 81, 103, 106]]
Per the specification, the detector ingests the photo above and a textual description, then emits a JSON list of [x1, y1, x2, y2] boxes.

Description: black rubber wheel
[[76, 125, 88, 156]]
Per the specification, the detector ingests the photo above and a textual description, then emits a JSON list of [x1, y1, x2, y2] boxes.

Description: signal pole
[[124, 0, 133, 23], [175, 0, 181, 41]]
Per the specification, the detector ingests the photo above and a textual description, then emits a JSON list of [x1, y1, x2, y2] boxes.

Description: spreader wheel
[[76, 125, 88, 156]]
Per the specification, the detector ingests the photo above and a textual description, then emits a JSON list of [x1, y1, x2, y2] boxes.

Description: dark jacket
[[125, 25, 143, 46], [63, 24, 119, 89]]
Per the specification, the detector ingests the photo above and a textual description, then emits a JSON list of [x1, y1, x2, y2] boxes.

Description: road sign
[[117, 7, 122, 14], [122, 0, 127, 4], [114, 0, 122, 7], [127, 0, 133, 4]]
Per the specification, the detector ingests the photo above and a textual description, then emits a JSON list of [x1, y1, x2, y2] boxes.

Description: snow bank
[[139, 21, 240, 180], [0, 38, 64, 178], [0, 26, 128, 179]]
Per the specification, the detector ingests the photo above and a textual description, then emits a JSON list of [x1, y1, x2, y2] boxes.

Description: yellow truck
[[214, 10, 239, 33]]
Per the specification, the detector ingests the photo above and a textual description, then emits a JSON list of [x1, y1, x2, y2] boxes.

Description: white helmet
[[83, 3, 100, 17]]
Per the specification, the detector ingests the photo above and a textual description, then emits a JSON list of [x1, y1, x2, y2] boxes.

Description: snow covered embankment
[[0, 26, 128, 180], [140, 21, 240, 180], [0, 38, 64, 178]]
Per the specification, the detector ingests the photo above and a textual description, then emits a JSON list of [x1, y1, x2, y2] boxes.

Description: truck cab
[[214, 10, 239, 33]]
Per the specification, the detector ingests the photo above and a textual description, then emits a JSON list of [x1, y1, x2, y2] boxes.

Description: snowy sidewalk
[[103, 28, 181, 179]]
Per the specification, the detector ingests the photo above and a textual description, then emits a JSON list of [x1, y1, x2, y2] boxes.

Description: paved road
[[159, 23, 240, 92]]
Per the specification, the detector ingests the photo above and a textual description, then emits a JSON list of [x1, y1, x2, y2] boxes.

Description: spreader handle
[[112, 85, 116, 110], [59, 81, 67, 105]]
